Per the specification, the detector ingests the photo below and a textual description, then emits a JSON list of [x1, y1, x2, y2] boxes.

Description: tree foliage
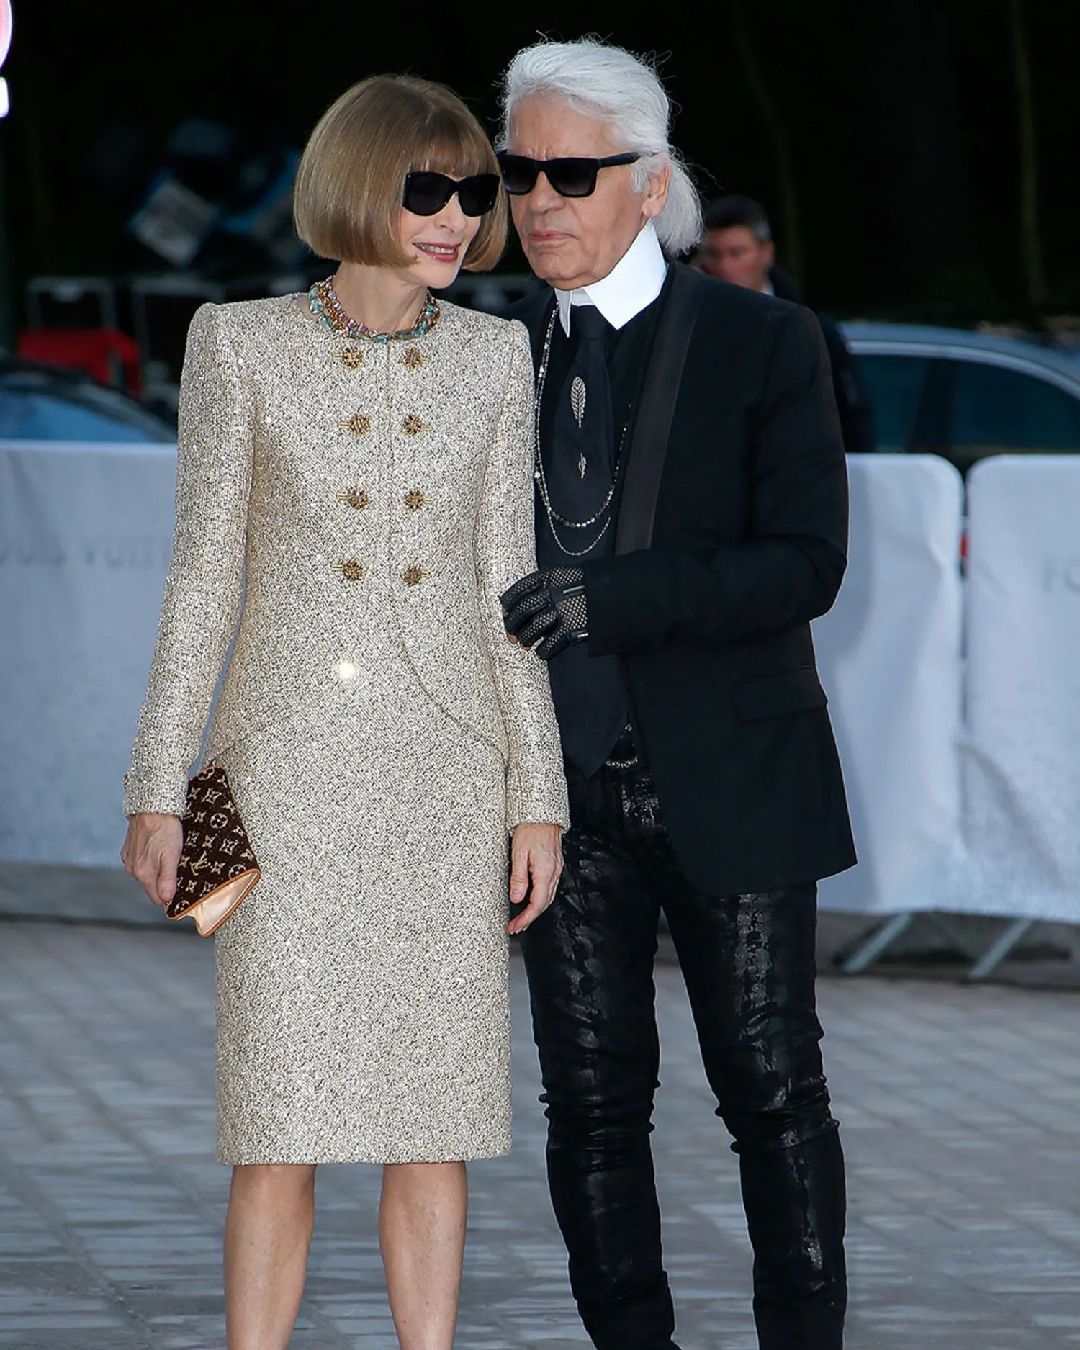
[[3, 0, 1076, 321]]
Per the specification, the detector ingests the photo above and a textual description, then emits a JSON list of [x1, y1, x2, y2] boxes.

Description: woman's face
[[396, 171, 482, 290]]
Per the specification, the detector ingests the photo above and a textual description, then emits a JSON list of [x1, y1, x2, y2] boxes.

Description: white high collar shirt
[[554, 220, 667, 337]]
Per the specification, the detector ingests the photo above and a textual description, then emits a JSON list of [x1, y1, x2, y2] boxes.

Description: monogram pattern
[[169, 763, 259, 920]]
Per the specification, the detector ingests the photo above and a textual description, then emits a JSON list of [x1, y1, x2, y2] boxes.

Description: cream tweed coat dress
[[124, 295, 568, 1164]]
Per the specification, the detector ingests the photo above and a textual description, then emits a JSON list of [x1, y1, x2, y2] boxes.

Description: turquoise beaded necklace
[[308, 275, 440, 343]]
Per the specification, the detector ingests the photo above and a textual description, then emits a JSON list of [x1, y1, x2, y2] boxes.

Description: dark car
[[0, 354, 176, 442], [840, 322, 1080, 473]]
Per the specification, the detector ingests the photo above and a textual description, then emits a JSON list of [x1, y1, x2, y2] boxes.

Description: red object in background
[[17, 328, 143, 396]]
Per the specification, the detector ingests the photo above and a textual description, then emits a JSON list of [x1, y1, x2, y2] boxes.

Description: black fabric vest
[[535, 296, 663, 776]]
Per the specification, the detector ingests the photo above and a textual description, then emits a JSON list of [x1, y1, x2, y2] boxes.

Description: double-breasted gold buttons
[[339, 413, 371, 437], [332, 559, 365, 582], [402, 564, 428, 588], [334, 347, 365, 370], [402, 414, 426, 436], [402, 347, 425, 370], [337, 486, 369, 510], [404, 489, 428, 511]]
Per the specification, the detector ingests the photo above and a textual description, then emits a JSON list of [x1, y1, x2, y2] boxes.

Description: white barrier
[[0, 442, 176, 865], [814, 456, 965, 914], [1, 442, 1077, 938], [956, 457, 1080, 924]]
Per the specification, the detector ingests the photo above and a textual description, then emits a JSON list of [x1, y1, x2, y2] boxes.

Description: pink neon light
[[0, 2, 12, 69]]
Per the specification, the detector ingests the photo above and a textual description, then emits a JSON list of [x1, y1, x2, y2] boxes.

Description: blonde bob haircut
[[294, 75, 507, 272]]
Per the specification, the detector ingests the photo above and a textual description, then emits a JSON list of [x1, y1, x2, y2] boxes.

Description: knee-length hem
[[217, 1141, 512, 1168]]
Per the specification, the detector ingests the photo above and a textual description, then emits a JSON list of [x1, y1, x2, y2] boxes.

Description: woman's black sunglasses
[[496, 151, 642, 198], [402, 171, 501, 218]]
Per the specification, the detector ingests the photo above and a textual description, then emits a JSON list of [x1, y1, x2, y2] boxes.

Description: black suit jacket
[[769, 264, 875, 454], [508, 265, 857, 895]]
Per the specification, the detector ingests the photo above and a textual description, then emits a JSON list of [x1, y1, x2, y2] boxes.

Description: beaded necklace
[[309, 275, 440, 343], [533, 307, 628, 558]]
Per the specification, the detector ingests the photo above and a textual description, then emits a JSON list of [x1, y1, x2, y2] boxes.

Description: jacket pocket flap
[[734, 667, 828, 722]]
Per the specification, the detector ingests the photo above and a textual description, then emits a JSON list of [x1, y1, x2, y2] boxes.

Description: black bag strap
[[615, 264, 702, 555]]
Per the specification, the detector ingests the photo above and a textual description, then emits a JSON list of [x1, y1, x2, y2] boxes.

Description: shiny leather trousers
[[521, 733, 847, 1349]]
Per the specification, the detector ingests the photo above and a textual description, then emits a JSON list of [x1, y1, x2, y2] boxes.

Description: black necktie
[[549, 303, 615, 518]]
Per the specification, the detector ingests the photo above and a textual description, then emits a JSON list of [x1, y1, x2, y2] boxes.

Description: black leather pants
[[521, 730, 847, 1350]]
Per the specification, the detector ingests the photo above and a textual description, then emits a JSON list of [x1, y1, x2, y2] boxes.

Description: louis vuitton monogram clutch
[[169, 763, 260, 937]]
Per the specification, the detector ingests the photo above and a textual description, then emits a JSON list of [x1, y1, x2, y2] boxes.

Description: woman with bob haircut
[[121, 74, 567, 1348]]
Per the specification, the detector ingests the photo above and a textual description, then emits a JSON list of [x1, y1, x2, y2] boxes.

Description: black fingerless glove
[[500, 567, 588, 661]]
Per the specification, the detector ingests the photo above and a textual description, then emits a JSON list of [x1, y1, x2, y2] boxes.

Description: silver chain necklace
[[533, 308, 627, 558]]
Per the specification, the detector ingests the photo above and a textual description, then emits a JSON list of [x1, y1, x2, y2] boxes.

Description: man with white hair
[[497, 38, 855, 1350]]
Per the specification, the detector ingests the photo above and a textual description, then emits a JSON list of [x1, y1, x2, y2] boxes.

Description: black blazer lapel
[[614, 263, 703, 555]]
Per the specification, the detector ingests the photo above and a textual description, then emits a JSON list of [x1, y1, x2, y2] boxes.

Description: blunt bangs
[[294, 75, 507, 273]]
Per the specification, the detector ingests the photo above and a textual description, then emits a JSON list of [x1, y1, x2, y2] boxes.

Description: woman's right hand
[[121, 813, 183, 909]]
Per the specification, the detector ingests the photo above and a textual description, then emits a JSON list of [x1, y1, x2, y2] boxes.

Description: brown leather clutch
[[168, 763, 260, 937]]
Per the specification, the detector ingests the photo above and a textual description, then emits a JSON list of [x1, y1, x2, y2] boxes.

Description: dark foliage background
[[2, 0, 1077, 330]]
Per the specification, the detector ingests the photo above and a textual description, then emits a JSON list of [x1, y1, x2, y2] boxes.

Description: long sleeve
[[585, 305, 849, 656], [475, 323, 569, 831], [123, 304, 254, 816]]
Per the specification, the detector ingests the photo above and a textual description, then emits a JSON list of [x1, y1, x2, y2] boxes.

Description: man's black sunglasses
[[496, 151, 642, 198], [402, 171, 501, 218]]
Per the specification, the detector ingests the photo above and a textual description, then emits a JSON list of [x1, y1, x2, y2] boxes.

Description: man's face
[[697, 226, 774, 291], [505, 95, 669, 290]]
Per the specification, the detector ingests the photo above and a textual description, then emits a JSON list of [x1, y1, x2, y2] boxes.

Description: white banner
[[814, 455, 965, 914], [4, 443, 1076, 932], [0, 442, 176, 865], [955, 456, 1080, 924]]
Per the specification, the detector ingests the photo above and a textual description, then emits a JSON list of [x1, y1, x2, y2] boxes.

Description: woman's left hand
[[507, 822, 564, 935]]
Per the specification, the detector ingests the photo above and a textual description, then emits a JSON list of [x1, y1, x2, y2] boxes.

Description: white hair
[[498, 38, 702, 257]]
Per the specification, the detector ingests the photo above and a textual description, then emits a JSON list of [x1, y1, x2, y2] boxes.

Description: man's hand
[[120, 812, 183, 909], [507, 822, 564, 935], [501, 567, 588, 660]]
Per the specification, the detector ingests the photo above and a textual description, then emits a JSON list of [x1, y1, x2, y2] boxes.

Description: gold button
[[402, 564, 428, 587], [402, 414, 426, 435], [332, 558, 365, 581], [404, 489, 427, 511], [337, 486, 369, 510], [335, 347, 365, 370], [339, 413, 371, 436], [402, 347, 425, 370]]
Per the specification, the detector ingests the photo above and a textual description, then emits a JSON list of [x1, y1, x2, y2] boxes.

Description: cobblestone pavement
[[2, 882, 1079, 1347]]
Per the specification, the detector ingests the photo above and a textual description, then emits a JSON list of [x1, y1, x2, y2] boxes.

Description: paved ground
[[2, 867, 1080, 1348]]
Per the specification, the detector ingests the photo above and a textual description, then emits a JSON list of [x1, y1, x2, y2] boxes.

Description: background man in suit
[[695, 193, 875, 454], [497, 38, 856, 1350]]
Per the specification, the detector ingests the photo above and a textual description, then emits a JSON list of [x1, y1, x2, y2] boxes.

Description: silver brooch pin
[[570, 376, 587, 429]]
